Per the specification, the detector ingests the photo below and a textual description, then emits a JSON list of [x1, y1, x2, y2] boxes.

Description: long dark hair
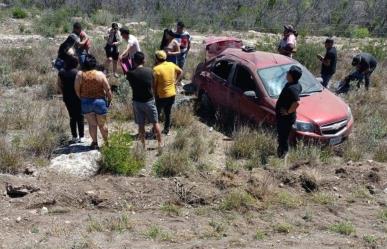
[[82, 54, 98, 71], [160, 29, 176, 50]]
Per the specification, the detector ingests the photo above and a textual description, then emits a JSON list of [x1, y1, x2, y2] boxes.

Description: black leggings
[[64, 100, 84, 138], [276, 116, 295, 158], [156, 96, 175, 133]]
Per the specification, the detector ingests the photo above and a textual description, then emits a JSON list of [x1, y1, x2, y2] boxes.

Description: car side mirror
[[243, 91, 258, 100]]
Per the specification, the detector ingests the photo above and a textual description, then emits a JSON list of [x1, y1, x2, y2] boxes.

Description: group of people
[[277, 25, 378, 92], [56, 21, 378, 157], [56, 21, 189, 150]]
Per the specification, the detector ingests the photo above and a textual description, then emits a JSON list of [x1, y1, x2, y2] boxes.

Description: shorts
[[105, 45, 119, 61], [133, 99, 158, 126], [81, 98, 108, 115]]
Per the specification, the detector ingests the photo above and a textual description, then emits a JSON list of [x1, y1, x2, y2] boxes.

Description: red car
[[193, 37, 353, 145]]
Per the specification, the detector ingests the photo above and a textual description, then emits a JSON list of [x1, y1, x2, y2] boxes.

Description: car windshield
[[257, 63, 323, 98]]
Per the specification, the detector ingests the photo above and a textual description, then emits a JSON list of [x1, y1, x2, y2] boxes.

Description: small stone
[[383, 188, 387, 194], [40, 207, 48, 215], [65, 220, 71, 224], [16, 217, 22, 223], [279, 183, 284, 188], [85, 191, 96, 196], [333, 187, 338, 192], [367, 160, 374, 164]]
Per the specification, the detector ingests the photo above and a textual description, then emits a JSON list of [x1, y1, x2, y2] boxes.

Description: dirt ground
[[1, 17, 387, 249]]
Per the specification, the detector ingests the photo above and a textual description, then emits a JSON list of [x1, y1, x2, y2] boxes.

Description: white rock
[[49, 142, 101, 177], [383, 188, 387, 194], [40, 207, 48, 215], [16, 217, 22, 223]]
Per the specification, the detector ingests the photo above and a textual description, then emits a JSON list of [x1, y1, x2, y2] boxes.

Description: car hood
[[271, 89, 350, 126]]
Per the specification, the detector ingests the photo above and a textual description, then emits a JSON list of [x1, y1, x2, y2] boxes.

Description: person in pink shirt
[[278, 25, 298, 58]]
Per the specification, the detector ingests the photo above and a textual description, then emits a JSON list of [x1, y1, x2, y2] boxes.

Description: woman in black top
[[57, 56, 84, 143]]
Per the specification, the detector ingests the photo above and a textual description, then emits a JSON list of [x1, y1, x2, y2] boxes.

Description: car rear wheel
[[197, 92, 215, 120]]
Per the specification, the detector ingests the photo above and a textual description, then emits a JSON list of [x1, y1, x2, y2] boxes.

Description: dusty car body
[[193, 37, 353, 145]]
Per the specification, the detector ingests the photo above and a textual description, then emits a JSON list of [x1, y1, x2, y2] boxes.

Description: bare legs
[[85, 113, 109, 148], [104, 57, 118, 76]]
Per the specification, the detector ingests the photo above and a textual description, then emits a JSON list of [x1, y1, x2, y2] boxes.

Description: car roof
[[220, 48, 294, 69], [204, 36, 242, 46]]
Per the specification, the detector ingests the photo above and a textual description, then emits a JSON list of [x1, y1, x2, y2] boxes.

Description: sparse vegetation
[[228, 127, 276, 167], [221, 189, 256, 212], [329, 221, 356, 236], [274, 223, 293, 234], [255, 229, 267, 240], [363, 235, 377, 246], [100, 131, 145, 176], [311, 192, 335, 205], [160, 203, 181, 216], [378, 209, 387, 221], [144, 225, 173, 241], [12, 7, 28, 19]]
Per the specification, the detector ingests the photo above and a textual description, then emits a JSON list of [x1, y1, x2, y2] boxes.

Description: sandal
[[90, 142, 99, 150]]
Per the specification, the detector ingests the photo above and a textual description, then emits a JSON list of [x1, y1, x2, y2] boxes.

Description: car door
[[207, 59, 236, 108], [231, 64, 268, 124]]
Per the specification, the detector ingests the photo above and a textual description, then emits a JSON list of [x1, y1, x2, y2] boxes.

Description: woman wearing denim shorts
[[75, 54, 112, 149]]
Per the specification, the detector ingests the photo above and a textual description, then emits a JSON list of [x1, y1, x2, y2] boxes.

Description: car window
[[257, 63, 323, 98], [211, 60, 234, 81], [233, 66, 257, 92]]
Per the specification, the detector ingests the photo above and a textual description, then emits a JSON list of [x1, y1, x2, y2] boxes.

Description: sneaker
[[90, 142, 99, 150], [162, 130, 170, 136], [70, 137, 78, 144], [77, 137, 84, 143]]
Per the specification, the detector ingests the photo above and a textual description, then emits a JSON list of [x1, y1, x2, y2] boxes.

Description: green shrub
[[221, 189, 255, 212], [34, 8, 76, 37], [100, 132, 145, 176], [294, 39, 324, 75], [12, 7, 28, 19], [329, 221, 356, 236], [359, 40, 387, 62], [287, 143, 321, 165], [91, 9, 114, 26], [351, 27, 370, 38], [153, 150, 191, 177], [373, 144, 387, 162], [274, 223, 293, 234]]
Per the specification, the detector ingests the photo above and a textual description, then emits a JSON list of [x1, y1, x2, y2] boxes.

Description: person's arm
[[281, 101, 300, 115], [120, 43, 131, 59], [74, 71, 82, 99], [113, 33, 122, 46], [186, 35, 192, 53], [78, 32, 89, 46], [175, 65, 183, 82], [101, 73, 112, 101], [57, 75, 63, 95], [153, 70, 159, 98]]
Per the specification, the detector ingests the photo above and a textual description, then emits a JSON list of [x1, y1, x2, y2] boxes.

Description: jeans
[[177, 52, 188, 69], [77, 49, 88, 66], [321, 73, 333, 88], [156, 96, 175, 133], [64, 99, 84, 138], [81, 98, 108, 115], [276, 115, 295, 158]]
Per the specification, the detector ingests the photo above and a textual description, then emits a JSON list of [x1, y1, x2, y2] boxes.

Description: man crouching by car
[[276, 65, 303, 158]]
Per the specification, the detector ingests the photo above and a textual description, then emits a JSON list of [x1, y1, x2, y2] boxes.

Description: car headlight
[[347, 106, 353, 120], [293, 121, 316, 132]]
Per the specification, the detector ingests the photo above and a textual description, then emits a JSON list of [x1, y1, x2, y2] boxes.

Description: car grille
[[320, 119, 348, 136]]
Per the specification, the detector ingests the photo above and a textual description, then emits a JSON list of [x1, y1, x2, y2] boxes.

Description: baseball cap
[[288, 65, 303, 81], [155, 50, 167, 60]]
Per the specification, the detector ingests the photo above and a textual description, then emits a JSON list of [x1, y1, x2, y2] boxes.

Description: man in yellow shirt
[[153, 50, 183, 135]]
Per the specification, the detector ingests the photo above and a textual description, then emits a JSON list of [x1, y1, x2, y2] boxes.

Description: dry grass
[[220, 189, 256, 212], [228, 126, 276, 167], [172, 104, 196, 128]]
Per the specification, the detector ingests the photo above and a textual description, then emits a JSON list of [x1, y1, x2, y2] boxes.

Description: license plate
[[329, 136, 342, 145]]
